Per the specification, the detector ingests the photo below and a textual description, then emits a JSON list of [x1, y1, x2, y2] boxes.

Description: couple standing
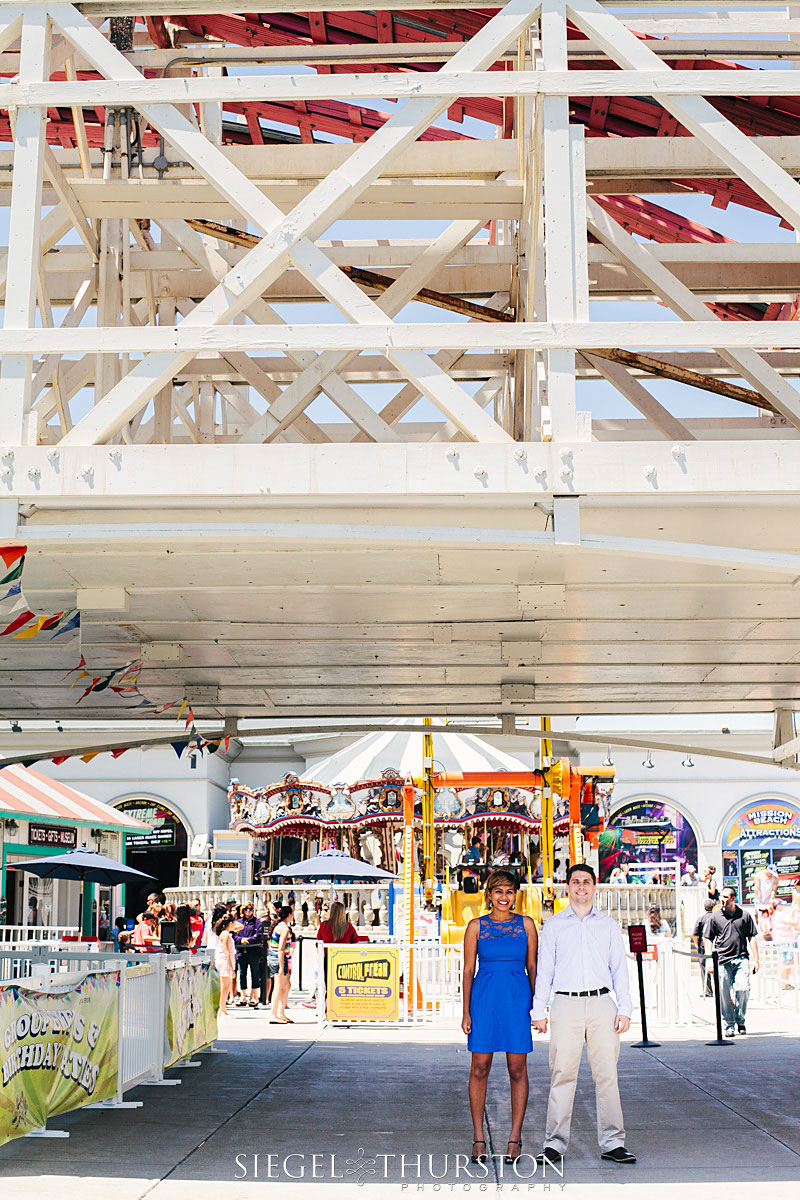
[[461, 863, 635, 1168]]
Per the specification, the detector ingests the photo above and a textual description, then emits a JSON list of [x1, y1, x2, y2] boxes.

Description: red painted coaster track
[[7, 10, 797, 322]]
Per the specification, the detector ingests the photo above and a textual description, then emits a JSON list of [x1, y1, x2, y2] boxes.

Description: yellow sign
[[326, 946, 400, 1022]]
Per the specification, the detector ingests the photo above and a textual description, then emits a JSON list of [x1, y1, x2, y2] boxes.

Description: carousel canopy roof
[[300, 723, 532, 787]]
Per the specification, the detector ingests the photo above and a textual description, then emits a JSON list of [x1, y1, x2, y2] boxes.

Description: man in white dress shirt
[[531, 862, 636, 1167]]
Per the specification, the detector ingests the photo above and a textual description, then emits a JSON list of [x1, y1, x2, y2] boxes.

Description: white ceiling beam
[[22, 69, 800, 104], [21, 321, 800, 354]]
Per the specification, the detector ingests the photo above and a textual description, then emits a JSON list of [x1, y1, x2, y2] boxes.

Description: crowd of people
[[118, 890, 366, 1024]]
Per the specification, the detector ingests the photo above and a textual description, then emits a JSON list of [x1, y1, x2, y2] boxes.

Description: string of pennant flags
[[0, 546, 80, 640], [1, 545, 230, 768]]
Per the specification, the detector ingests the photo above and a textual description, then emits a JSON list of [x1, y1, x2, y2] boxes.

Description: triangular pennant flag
[[0, 578, 23, 603], [76, 678, 101, 704], [50, 611, 80, 638], [111, 747, 129, 759], [14, 615, 49, 640], [0, 560, 25, 587], [40, 610, 67, 632], [80, 751, 100, 763], [176, 699, 187, 722], [51, 755, 70, 765], [171, 741, 186, 758], [63, 655, 86, 681], [0, 546, 25, 571], [223, 735, 230, 753], [0, 609, 34, 637], [185, 707, 195, 729]]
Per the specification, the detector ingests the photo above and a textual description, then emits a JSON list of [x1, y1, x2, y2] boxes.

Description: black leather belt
[[555, 987, 609, 997]]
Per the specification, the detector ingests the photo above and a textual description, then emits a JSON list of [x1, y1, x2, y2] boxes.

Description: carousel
[[226, 728, 614, 934]]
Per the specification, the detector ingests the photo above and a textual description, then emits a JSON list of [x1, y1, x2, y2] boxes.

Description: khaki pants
[[544, 993, 625, 1154]]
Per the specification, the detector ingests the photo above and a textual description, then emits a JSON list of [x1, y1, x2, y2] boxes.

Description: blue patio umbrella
[[264, 848, 397, 882], [8, 848, 156, 932]]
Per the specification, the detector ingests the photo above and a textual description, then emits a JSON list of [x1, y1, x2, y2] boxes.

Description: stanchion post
[[706, 950, 733, 1047], [628, 924, 660, 1048]]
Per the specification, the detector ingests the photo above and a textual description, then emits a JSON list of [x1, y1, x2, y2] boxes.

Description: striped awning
[[0, 764, 149, 831]]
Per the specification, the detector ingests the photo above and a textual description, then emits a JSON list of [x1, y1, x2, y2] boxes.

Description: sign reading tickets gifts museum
[[326, 946, 399, 1022], [0, 971, 119, 1146]]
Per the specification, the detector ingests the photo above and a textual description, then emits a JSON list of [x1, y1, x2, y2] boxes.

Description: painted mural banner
[[600, 798, 698, 881], [0, 971, 119, 1146], [326, 946, 400, 1022], [165, 961, 220, 1068]]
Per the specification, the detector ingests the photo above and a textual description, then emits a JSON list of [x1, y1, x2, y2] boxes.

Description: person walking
[[213, 914, 238, 1016], [233, 902, 264, 1007], [692, 899, 717, 997], [461, 869, 538, 1167], [704, 886, 759, 1036], [532, 862, 635, 1168]]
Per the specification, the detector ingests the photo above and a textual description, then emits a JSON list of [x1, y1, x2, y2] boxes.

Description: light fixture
[[56, 720, 64, 733], [642, 750, 655, 769], [189, 750, 198, 769], [10, 721, 21, 733], [682, 753, 695, 768], [5, 819, 18, 835], [603, 747, 614, 767]]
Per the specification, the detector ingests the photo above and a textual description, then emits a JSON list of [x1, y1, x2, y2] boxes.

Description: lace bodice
[[479, 914, 524, 938], [475, 914, 528, 969]]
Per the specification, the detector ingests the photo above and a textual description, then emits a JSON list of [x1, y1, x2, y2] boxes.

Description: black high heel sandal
[[471, 1140, 488, 1164], [505, 1139, 522, 1165]]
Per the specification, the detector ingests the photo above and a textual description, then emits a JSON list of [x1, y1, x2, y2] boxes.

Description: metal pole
[[706, 950, 734, 1046], [631, 950, 661, 1048]]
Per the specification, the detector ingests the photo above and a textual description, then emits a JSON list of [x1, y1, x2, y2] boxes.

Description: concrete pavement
[[0, 996, 798, 1200]]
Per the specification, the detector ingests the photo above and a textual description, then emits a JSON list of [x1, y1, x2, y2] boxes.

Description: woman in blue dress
[[461, 869, 538, 1165]]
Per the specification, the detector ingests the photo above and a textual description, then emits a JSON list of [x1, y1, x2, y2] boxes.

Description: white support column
[[540, 0, 577, 441], [0, 7, 49, 443]]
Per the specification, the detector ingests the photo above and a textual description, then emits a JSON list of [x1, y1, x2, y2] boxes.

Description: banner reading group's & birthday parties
[[0, 971, 119, 1146], [165, 962, 220, 1068]]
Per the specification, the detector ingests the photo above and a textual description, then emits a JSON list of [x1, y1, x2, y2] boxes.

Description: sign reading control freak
[[326, 946, 399, 1022]]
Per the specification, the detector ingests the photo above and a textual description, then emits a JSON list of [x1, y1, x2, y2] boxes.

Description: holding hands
[[532, 1018, 548, 1034]]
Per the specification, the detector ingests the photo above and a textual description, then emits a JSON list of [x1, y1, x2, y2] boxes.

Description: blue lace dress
[[467, 913, 533, 1054]]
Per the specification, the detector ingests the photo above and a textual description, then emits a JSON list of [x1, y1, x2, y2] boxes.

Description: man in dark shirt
[[692, 899, 717, 997], [704, 887, 759, 1037]]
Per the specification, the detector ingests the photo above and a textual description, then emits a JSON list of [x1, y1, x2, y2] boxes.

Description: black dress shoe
[[601, 1147, 637, 1164], [737, 1025, 746, 1034], [535, 1147, 564, 1167]]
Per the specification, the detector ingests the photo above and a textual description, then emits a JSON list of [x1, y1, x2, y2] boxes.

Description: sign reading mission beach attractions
[[326, 947, 399, 1022]]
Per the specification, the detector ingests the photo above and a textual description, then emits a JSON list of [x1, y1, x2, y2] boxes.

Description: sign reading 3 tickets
[[326, 946, 400, 1022], [0, 971, 120, 1146]]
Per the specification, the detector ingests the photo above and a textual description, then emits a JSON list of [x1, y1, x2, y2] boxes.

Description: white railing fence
[[0, 925, 77, 944], [0, 948, 219, 1143]]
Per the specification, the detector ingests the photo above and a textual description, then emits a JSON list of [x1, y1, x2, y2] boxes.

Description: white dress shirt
[[531, 903, 633, 1019]]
